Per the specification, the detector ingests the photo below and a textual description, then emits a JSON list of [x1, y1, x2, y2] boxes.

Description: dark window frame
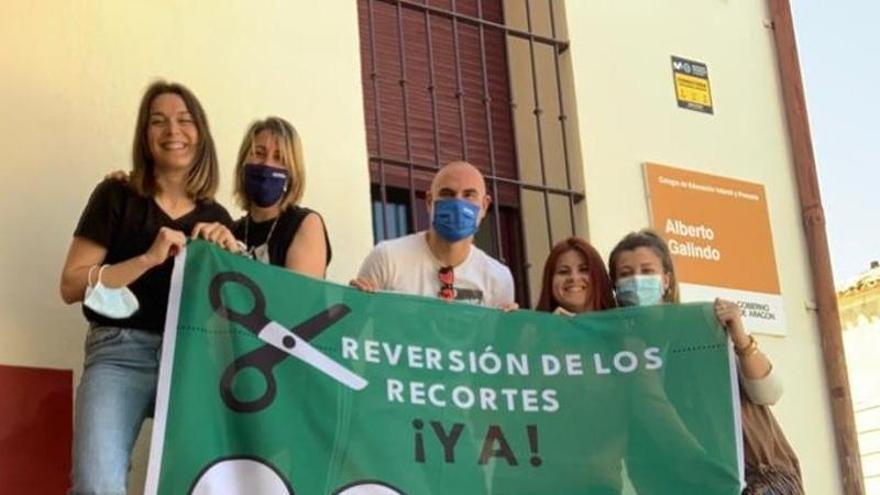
[[358, 0, 583, 306]]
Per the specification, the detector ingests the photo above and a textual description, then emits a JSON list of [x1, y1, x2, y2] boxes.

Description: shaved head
[[427, 160, 492, 230], [430, 161, 487, 197]]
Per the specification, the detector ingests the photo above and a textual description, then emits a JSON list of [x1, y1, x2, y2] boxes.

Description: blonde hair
[[233, 117, 305, 210], [130, 80, 219, 201]]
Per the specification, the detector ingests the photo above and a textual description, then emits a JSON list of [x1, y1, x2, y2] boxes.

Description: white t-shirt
[[356, 232, 515, 308]]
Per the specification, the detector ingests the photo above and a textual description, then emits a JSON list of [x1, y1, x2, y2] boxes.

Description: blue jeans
[[70, 326, 162, 495]]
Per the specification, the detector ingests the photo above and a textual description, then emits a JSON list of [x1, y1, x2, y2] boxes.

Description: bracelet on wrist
[[734, 334, 759, 357]]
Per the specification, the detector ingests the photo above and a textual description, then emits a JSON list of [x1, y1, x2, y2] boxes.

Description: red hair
[[536, 237, 616, 313]]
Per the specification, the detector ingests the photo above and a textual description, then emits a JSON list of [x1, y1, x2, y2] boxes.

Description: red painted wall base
[[0, 364, 73, 495]]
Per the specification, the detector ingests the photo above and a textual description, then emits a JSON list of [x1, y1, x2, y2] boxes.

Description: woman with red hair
[[536, 237, 615, 315]]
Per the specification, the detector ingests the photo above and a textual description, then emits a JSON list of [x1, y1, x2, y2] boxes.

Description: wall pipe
[[768, 1, 865, 493]]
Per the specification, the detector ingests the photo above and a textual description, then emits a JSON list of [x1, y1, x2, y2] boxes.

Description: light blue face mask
[[615, 274, 665, 307], [83, 265, 140, 319]]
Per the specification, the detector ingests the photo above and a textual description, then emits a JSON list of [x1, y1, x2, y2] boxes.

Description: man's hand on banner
[[499, 302, 519, 312], [349, 278, 380, 293]]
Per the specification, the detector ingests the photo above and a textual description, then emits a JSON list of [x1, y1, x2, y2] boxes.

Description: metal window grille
[[358, 0, 585, 306]]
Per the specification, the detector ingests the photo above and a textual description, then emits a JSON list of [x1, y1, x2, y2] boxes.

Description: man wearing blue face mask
[[351, 161, 515, 309]]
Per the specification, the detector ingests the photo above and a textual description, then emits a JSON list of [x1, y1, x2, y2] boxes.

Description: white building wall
[[564, 0, 841, 492], [844, 322, 880, 494]]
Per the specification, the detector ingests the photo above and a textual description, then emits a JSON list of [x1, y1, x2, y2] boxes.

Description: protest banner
[[146, 241, 743, 494]]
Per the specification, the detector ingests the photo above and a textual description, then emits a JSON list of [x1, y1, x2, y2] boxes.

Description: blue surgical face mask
[[615, 274, 665, 307], [83, 265, 139, 319], [431, 198, 481, 242], [244, 164, 289, 207]]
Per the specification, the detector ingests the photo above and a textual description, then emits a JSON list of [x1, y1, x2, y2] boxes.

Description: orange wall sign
[[644, 163, 786, 334]]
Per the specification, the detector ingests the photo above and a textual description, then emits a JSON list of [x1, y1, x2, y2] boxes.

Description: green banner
[[146, 241, 743, 494]]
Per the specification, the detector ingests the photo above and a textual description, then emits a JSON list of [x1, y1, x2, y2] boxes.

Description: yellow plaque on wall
[[671, 56, 713, 114]]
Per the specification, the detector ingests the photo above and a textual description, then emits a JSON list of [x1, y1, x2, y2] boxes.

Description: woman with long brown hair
[[535, 238, 630, 493], [60, 81, 232, 494], [535, 236, 616, 315], [608, 229, 801, 494]]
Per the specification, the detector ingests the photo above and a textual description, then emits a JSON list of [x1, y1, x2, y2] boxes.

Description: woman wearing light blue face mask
[[191, 117, 332, 277], [608, 229, 803, 494]]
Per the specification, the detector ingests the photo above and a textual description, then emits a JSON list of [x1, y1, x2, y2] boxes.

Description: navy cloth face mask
[[244, 164, 289, 207], [432, 198, 481, 242]]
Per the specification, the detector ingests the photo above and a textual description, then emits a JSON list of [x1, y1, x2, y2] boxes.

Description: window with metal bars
[[358, 0, 585, 307]]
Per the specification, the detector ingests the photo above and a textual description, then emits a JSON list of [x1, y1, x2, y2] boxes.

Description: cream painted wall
[[0, 2, 372, 492], [565, 0, 841, 492]]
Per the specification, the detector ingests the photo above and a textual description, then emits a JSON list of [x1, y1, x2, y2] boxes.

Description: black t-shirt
[[232, 205, 332, 268], [74, 179, 232, 333]]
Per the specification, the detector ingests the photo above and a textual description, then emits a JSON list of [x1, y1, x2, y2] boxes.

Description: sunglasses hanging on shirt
[[437, 266, 455, 301]]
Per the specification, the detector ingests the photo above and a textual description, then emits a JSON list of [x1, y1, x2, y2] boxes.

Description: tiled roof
[[838, 262, 880, 297]]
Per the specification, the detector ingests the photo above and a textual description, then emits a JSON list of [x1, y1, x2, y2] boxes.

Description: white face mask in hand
[[83, 264, 140, 319]]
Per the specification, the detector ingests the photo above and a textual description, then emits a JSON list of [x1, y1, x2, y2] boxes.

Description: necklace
[[244, 214, 280, 263]]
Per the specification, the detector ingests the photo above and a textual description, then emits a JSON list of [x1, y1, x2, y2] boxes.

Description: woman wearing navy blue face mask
[[608, 229, 803, 494], [193, 117, 331, 276]]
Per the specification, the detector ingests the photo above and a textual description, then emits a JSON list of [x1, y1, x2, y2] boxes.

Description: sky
[[791, 1, 880, 287]]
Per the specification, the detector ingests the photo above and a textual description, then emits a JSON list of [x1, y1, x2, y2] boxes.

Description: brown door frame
[[767, 1, 865, 492]]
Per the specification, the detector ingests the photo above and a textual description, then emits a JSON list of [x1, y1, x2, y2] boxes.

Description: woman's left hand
[[191, 222, 241, 254], [714, 298, 750, 348], [553, 306, 575, 317], [715, 299, 780, 401]]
